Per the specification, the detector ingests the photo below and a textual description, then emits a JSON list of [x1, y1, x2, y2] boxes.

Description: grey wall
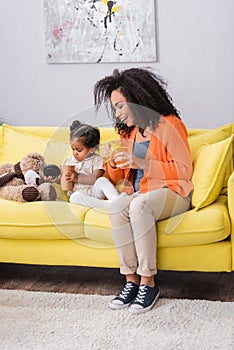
[[0, 0, 233, 129]]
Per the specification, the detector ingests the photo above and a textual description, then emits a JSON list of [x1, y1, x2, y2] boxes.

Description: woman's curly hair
[[94, 67, 180, 137]]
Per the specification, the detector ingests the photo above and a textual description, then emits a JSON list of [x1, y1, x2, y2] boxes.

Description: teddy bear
[[0, 152, 58, 202]]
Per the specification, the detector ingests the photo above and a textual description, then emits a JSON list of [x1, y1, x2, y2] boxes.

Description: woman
[[94, 67, 193, 314]]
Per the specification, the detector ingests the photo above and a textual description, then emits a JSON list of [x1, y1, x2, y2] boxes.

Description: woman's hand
[[113, 150, 150, 170]]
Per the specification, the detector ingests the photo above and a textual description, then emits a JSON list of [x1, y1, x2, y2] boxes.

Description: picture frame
[[44, 0, 157, 63]]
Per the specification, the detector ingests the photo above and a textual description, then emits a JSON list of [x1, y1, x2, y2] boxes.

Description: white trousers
[[69, 177, 120, 208]]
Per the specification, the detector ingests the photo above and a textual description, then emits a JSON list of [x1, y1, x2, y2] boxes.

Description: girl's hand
[[104, 142, 112, 160], [99, 142, 112, 163], [65, 170, 77, 182]]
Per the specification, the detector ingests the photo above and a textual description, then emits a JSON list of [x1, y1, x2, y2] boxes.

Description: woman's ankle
[[140, 275, 155, 287], [126, 274, 140, 286]]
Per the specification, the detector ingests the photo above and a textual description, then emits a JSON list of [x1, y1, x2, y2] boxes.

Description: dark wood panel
[[177, 271, 221, 301], [0, 263, 51, 290], [216, 272, 234, 301], [157, 270, 191, 299], [0, 263, 233, 301]]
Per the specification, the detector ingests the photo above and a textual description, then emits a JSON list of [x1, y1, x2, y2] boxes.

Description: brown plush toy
[[0, 152, 57, 202]]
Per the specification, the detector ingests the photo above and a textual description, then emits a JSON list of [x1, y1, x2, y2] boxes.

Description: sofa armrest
[[228, 171, 234, 239]]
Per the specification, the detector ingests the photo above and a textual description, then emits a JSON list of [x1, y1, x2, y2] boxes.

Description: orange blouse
[[107, 115, 193, 198]]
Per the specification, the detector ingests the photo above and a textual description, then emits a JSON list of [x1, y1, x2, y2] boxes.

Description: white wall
[[0, 0, 233, 129]]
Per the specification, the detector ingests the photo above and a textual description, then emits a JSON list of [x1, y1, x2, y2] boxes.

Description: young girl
[[62, 120, 121, 207]]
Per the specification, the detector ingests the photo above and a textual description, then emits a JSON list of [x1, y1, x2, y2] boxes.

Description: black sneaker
[[129, 284, 160, 314], [109, 282, 139, 310]]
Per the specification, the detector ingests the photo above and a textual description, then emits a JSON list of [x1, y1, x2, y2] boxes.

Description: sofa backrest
[[0, 123, 233, 211], [0, 125, 121, 143]]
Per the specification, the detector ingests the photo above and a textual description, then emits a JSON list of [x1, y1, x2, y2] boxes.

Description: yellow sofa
[[0, 123, 233, 272]]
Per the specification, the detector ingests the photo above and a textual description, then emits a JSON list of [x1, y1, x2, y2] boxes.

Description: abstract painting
[[44, 0, 157, 63]]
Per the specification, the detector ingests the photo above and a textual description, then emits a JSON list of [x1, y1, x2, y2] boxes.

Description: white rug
[[0, 289, 233, 350]]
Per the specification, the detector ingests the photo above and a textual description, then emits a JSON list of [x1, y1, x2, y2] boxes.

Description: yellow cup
[[112, 146, 128, 165]]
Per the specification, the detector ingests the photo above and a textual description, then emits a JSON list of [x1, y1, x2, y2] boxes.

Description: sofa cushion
[[0, 124, 72, 166], [0, 199, 89, 240], [0, 124, 119, 144], [83, 197, 230, 248], [2, 126, 70, 142], [0, 124, 120, 165], [188, 123, 234, 195], [187, 129, 212, 138], [192, 135, 234, 211], [188, 123, 233, 160]]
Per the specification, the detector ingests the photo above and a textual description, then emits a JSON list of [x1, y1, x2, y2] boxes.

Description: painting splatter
[[44, 0, 157, 63]]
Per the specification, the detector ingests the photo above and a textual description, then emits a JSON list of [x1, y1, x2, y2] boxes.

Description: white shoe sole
[[129, 291, 160, 314], [109, 301, 131, 310]]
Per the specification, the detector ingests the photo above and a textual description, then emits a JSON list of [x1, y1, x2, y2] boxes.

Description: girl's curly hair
[[70, 120, 100, 149], [94, 67, 180, 137]]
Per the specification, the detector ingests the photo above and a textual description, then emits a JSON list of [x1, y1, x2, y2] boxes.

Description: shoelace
[[119, 282, 134, 300], [134, 285, 148, 304]]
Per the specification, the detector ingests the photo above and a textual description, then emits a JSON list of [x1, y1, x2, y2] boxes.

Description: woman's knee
[[129, 195, 147, 219]]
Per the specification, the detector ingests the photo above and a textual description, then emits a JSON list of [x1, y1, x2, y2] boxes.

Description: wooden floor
[[0, 263, 233, 302]]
